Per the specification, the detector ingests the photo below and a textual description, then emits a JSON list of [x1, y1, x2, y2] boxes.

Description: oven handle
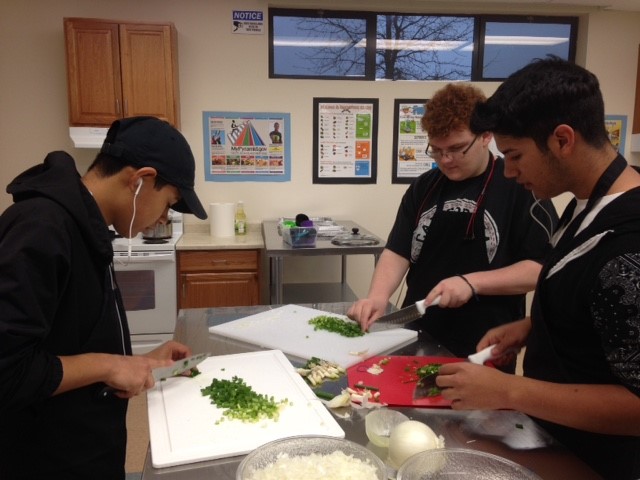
[[113, 252, 176, 264]]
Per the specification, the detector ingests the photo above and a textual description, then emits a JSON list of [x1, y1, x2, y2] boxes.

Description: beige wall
[[1, 0, 639, 299]]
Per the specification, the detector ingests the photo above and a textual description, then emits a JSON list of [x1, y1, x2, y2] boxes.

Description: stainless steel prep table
[[262, 220, 385, 304], [141, 304, 602, 480]]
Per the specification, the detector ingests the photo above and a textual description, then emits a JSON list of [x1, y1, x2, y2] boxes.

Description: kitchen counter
[[176, 223, 264, 250], [141, 304, 602, 480]]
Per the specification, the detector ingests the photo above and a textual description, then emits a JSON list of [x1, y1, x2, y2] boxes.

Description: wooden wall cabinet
[[64, 18, 180, 127], [178, 250, 261, 309]]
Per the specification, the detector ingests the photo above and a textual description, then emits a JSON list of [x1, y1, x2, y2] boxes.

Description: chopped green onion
[[200, 376, 289, 423], [308, 315, 364, 337]]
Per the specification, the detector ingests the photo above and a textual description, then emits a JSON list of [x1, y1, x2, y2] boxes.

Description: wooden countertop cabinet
[[177, 250, 260, 309], [64, 18, 180, 127]]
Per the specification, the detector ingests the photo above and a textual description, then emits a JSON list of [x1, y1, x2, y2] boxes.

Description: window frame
[[475, 14, 579, 81], [268, 8, 376, 81], [269, 8, 578, 82]]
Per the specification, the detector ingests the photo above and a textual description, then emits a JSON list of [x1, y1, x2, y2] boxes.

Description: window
[[270, 11, 373, 79], [479, 17, 577, 80], [269, 9, 577, 81]]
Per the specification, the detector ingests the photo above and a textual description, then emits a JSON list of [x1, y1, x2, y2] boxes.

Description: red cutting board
[[347, 355, 465, 408]]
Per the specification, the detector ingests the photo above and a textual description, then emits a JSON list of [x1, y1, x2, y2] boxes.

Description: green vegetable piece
[[416, 363, 443, 396], [314, 390, 335, 400], [308, 315, 364, 337]]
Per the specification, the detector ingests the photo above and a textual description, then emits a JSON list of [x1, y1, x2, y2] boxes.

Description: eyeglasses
[[425, 135, 478, 161]]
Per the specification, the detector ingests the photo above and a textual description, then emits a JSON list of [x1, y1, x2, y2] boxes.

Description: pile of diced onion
[[245, 451, 379, 480]]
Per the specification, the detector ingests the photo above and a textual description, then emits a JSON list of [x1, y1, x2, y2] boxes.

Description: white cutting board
[[147, 350, 344, 468], [208, 304, 417, 368]]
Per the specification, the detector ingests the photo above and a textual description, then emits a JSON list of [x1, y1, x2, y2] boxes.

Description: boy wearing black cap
[[0, 116, 207, 479]]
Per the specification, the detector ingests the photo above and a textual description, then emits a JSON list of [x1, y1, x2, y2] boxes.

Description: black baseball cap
[[101, 116, 207, 219]]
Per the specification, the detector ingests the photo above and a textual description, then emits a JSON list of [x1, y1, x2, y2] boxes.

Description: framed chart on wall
[[313, 98, 378, 184], [605, 114, 627, 156], [392, 99, 436, 184], [203, 111, 291, 182]]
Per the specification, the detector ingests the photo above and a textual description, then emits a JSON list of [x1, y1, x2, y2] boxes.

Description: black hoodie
[[0, 152, 132, 479]]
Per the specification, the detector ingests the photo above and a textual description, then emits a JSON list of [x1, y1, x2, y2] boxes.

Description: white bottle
[[235, 201, 247, 236]]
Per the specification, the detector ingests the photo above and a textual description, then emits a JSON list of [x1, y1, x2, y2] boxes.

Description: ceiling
[[444, 0, 640, 11]]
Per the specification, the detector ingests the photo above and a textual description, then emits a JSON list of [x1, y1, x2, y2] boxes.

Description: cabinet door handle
[[210, 259, 229, 265], [115, 99, 121, 115], [124, 99, 128, 116]]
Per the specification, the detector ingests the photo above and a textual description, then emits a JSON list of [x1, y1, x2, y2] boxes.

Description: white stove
[[112, 212, 182, 354]]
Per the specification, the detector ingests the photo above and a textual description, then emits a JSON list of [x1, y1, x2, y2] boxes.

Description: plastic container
[[282, 226, 317, 248], [365, 409, 410, 448]]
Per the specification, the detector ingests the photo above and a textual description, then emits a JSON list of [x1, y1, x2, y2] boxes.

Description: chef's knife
[[413, 345, 498, 399], [99, 352, 210, 398], [369, 296, 441, 331], [152, 352, 210, 381]]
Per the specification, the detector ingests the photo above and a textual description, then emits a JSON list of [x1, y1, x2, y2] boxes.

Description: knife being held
[[151, 352, 209, 381], [369, 295, 441, 332], [99, 352, 209, 398]]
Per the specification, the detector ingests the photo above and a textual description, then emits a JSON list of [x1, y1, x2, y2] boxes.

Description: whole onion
[[388, 420, 445, 469]]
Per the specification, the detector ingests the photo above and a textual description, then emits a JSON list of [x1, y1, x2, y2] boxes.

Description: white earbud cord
[[127, 192, 137, 263], [529, 192, 554, 242], [115, 183, 139, 266]]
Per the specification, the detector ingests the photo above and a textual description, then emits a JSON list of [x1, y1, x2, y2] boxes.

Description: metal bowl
[[142, 219, 173, 239], [236, 435, 386, 480], [397, 448, 542, 480]]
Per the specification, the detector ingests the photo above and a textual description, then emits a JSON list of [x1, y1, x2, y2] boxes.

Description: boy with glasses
[[348, 84, 557, 367]]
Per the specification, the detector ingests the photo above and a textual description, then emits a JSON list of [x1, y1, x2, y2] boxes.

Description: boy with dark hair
[[0, 116, 207, 479], [438, 57, 640, 479]]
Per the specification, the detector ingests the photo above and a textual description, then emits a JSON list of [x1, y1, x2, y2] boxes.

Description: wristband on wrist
[[456, 274, 479, 301]]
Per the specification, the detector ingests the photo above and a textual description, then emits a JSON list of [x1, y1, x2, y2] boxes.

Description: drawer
[[178, 250, 259, 273]]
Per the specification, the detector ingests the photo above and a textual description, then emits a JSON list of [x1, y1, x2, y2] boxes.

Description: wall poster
[[203, 111, 291, 182], [313, 98, 378, 184], [392, 99, 435, 184], [605, 114, 627, 156]]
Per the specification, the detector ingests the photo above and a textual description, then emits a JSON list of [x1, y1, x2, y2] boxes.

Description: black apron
[[405, 156, 523, 359], [525, 154, 639, 479]]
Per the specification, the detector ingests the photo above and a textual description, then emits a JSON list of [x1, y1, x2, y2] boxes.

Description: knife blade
[[152, 352, 210, 381], [369, 296, 440, 331], [99, 352, 210, 398], [413, 345, 498, 399]]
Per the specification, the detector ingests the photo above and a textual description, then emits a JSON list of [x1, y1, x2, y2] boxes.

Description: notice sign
[[232, 10, 264, 34]]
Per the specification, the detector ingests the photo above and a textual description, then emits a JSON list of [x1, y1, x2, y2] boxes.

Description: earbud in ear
[[134, 179, 143, 196]]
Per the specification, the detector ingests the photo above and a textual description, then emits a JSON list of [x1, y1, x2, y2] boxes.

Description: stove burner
[[143, 238, 169, 245]]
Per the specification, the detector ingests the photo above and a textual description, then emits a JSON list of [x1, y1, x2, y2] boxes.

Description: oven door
[[113, 250, 177, 354]]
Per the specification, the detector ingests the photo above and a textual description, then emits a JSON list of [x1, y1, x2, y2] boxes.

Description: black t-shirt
[[386, 156, 557, 356]]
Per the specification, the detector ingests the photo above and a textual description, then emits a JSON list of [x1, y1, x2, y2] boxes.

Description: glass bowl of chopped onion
[[236, 435, 387, 480]]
